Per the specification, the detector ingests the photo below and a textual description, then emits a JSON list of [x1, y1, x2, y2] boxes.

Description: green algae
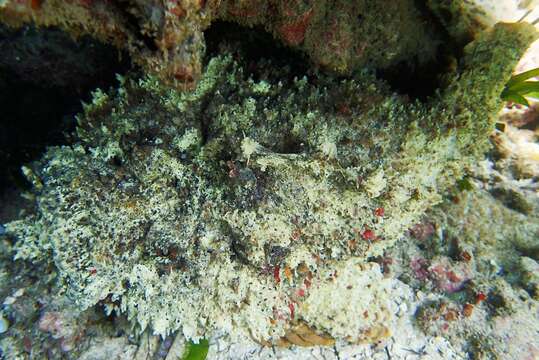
[[183, 339, 209, 360], [426, 0, 488, 45], [3, 22, 537, 345]]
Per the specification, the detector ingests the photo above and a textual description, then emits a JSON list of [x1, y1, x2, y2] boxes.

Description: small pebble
[[0, 314, 9, 333], [3, 296, 16, 306]]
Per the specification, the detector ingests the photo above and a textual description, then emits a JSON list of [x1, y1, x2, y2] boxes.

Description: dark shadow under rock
[[0, 25, 131, 191]]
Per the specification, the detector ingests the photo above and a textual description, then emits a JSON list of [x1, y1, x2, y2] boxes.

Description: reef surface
[[0, 18, 537, 359], [0, 0, 484, 88], [1, 0, 539, 358]]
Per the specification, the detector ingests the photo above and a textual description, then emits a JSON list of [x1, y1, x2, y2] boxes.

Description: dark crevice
[[376, 56, 450, 100], [0, 25, 131, 193], [205, 17, 468, 102], [204, 21, 313, 83], [110, 1, 160, 52], [377, 0, 469, 101]]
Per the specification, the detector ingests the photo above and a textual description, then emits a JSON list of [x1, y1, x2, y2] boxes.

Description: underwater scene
[[0, 0, 538, 359]]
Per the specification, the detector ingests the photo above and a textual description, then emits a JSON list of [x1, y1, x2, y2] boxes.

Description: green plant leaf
[[502, 92, 530, 106], [505, 80, 539, 95], [182, 339, 209, 360], [505, 67, 539, 88], [525, 91, 539, 99]]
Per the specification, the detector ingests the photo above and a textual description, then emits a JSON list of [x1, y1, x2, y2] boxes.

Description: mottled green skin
[[5, 23, 537, 342]]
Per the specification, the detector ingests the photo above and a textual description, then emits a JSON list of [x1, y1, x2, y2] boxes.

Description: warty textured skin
[[3, 22, 537, 346]]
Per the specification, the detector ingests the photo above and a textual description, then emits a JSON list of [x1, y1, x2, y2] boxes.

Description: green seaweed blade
[[505, 67, 539, 88], [182, 339, 209, 360]]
